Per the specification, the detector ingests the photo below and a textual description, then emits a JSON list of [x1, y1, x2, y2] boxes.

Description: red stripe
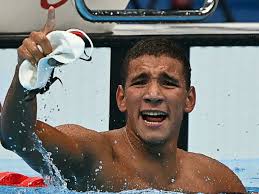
[[69, 31, 85, 40]]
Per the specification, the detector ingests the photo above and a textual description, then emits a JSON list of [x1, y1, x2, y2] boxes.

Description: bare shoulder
[[55, 124, 121, 142], [177, 149, 246, 193], [54, 123, 114, 155], [55, 123, 103, 140]]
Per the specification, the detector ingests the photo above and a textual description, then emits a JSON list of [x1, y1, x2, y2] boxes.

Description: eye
[[161, 79, 178, 88], [131, 79, 148, 86]]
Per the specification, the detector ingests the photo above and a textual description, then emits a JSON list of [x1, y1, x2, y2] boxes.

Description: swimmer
[[0, 7, 246, 193]]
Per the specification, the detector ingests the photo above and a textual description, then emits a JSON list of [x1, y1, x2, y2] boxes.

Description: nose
[[143, 80, 164, 105]]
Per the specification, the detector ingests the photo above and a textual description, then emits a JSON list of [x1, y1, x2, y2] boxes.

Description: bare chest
[[92, 161, 220, 193], [74, 160, 214, 192]]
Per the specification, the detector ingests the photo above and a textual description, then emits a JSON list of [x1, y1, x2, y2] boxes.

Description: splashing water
[[31, 132, 67, 188]]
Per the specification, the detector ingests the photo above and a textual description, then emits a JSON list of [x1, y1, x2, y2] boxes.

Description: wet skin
[[0, 7, 246, 193], [117, 54, 195, 146], [1, 53, 245, 192]]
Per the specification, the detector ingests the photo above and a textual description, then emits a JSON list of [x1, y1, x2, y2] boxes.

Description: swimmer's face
[[116, 54, 196, 144]]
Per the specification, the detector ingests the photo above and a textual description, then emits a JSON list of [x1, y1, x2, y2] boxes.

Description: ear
[[116, 85, 127, 112], [184, 86, 196, 113]]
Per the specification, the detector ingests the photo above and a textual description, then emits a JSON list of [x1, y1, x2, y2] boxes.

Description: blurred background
[[127, 0, 259, 22]]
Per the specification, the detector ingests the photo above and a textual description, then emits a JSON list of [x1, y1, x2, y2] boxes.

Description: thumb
[[42, 6, 55, 34]]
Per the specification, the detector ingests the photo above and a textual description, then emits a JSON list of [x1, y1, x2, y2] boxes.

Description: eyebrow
[[130, 72, 148, 83], [129, 72, 181, 84], [160, 72, 180, 84]]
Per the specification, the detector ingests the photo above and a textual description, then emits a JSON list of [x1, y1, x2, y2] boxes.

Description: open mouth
[[140, 110, 168, 123]]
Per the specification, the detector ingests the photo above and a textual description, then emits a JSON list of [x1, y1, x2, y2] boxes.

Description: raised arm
[[0, 7, 68, 170], [0, 7, 107, 180], [0, 8, 114, 190]]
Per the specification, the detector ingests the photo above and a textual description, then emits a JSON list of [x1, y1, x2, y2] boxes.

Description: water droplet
[[171, 178, 175, 183], [19, 130, 22, 133], [22, 147, 27, 151], [55, 147, 59, 152], [204, 176, 211, 181], [99, 165, 102, 169], [114, 140, 117, 144], [95, 168, 100, 172], [8, 137, 13, 140], [158, 152, 161, 156], [20, 122, 25, 127]]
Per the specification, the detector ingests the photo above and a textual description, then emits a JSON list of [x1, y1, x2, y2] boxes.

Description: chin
[[145, 139, 166, 146], [141, 134, 168, 146]]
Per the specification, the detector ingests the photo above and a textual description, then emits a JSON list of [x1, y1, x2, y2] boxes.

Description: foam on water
[[0, 187, 259, 194]]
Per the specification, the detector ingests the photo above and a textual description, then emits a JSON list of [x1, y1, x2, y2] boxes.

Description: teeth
[[141, 111, 167, 116], [144, 120, 161, 124]]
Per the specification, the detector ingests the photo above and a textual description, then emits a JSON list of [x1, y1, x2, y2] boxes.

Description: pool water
[[0, 186, 259, 194], [0, 158, 259, 193]]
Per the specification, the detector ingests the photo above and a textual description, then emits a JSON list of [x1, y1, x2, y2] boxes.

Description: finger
[[30, 31, 52, 56], [18, 46, 37, 65], [22, 38, 44, 64], [42, 6, 55, 34]]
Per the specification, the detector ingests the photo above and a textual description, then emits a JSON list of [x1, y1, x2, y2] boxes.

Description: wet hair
[[121, 38, 191, 90]]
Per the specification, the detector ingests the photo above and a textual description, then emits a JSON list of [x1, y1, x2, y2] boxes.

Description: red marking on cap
[[69, 31, 85, 40]]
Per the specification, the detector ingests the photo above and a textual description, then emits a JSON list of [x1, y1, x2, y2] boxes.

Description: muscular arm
[[0, 8, 112, 184], [0, 51, 85, 173], [1, 73, 110, 178], [193, 152, 246, 193], [180, 150, 246, 193], [215, 161, 246, 193]]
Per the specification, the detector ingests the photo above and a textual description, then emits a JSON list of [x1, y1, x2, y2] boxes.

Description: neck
[[123, 127, 178, 179]]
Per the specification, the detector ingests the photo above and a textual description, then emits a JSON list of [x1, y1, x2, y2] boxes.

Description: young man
[[0, 7, 246, 193]]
